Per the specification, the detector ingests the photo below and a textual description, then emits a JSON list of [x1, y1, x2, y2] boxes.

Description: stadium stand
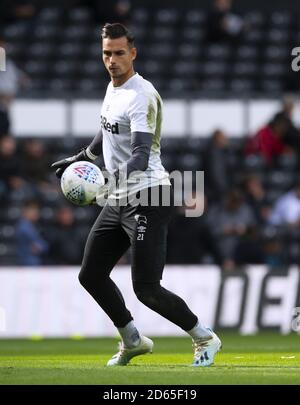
[[1, 3, 299, 95]]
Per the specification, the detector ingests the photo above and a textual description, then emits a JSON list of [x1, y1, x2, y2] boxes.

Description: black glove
[[51, 149, 92, 178]]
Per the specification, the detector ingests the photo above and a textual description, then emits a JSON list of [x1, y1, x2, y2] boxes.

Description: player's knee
[[78, 264, 95, 288], [78, 263, 109, 289], [78, 267, 88, 287], [133, 281, 160, 308]]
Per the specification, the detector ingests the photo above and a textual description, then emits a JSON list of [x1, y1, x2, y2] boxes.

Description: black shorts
[[82, 185, 174, 283]]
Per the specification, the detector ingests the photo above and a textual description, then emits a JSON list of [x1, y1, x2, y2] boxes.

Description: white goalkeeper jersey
[[100, 72, 170, 199]]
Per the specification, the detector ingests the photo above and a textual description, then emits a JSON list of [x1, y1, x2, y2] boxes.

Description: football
[[60, 161, 105, 206]]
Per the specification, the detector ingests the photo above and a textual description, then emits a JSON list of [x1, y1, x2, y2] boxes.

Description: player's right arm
[[51, 130, 103, 178]]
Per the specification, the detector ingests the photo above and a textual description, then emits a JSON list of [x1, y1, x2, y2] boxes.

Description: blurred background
[[0, 0, 300, 337]]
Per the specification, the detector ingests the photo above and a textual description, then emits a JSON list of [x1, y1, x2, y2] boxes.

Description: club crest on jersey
[[101, 115, 119, 134], [134, 215, 147, 225]]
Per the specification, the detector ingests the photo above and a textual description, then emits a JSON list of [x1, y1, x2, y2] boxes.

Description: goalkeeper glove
[[51, 148, 94, 179]]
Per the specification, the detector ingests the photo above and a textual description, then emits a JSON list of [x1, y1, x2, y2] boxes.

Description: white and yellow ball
[[61, 161, 105, 206]]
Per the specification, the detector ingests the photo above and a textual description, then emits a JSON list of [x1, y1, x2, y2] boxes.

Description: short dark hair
[[270, 112, 290, 128], [101, 23, 135, 47]]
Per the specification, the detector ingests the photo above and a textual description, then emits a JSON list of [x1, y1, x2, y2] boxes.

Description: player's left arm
[[116, 131, 152, 182], [116, 91, 158, 181]]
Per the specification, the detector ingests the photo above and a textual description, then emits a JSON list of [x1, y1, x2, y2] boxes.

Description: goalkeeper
[[52, 23, 221, 367]]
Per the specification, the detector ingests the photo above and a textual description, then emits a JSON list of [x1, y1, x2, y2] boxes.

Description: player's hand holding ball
[[51, 151, 118, 206], [51, 148, 92, 178], [59, 161, 105, 206]]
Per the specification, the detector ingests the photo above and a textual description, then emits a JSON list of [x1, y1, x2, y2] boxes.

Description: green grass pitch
[[0, 332, 299, 385]]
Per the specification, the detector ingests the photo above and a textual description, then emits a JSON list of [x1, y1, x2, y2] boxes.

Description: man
[[0, 36, 30, 137], [245, 113, 291, 165], [274, 95, 300, 154], [206, 0, 246, 44], [15, 200, 49, 266], [204, 129, 230, 201], [52, 23, 221, 367]]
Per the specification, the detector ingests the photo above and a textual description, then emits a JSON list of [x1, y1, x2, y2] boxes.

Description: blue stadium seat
[[184, 10, 207, 25], [131, 8, 149, 23], [154, 9, 180, 25]]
